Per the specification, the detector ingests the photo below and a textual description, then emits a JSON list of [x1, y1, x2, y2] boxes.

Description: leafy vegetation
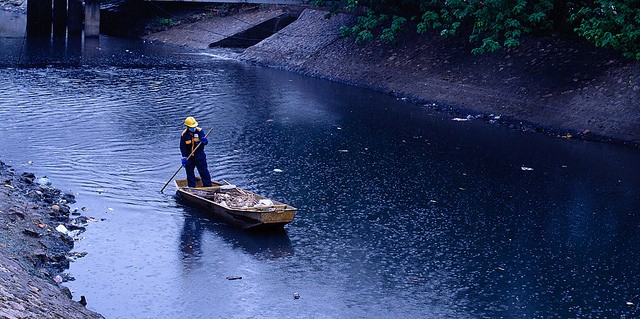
[[335, 0, 640, 59], [570, 0, 640, 60], [158, 17, 174, 29]]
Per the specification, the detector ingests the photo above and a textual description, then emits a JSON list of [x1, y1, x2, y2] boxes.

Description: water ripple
[[1, 48, 640, 319]]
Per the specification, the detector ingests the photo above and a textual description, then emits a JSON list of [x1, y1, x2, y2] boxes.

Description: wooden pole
[[160, 128, 213, 193]]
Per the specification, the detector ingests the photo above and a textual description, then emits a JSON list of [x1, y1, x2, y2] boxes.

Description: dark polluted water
[[1, 30, 640, 318]]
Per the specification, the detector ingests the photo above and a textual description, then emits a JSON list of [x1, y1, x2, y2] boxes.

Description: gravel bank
[[0, 161, 103, 319]]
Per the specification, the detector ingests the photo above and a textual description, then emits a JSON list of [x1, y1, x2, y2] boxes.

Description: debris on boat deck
[[187, 188, 276, 210]]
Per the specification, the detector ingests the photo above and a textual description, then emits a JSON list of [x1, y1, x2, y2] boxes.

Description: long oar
[[160, 128, 213, 193]]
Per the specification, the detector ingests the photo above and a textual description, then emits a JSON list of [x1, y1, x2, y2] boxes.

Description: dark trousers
[[185, 157, 212, 188]]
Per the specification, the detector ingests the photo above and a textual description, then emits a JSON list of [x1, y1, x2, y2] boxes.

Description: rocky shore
[[0, 161, 102, 319]]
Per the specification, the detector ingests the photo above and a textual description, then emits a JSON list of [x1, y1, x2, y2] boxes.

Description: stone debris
[[55, 224, 69, 234]]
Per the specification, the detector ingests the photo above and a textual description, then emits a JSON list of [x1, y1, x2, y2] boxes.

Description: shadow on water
[[20, 36, 83, 66], [175, 195, 294, 262], [0, 11, 209, 69]]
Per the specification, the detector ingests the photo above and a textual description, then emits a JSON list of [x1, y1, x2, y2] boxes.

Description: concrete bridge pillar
[[52, 0, 67, 37], [67, 0, 83, 37], [27, 0, 53, 37], [26, 0, 100, 38], [84, 0, 100, 37]]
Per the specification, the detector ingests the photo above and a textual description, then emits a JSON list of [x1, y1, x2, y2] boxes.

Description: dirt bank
[[0, 161, 103, 319], [144, 6, 639, 147]]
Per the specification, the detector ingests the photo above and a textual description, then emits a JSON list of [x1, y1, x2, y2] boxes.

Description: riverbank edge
[[241, 8, 640, 147], [0, 161, 103, 319], [146, 5, 639, 148]]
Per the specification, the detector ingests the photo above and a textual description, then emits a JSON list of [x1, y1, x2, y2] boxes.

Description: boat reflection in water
[[177, 200, 294, 264]]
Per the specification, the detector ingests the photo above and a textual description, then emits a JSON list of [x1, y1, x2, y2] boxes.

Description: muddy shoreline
[[0, 161, 102, 318]]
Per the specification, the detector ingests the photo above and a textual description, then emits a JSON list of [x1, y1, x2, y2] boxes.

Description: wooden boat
[[174, 179, 296, 230]]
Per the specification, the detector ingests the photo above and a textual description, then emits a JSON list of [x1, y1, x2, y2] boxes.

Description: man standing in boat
[[180, 116, 213, 188]]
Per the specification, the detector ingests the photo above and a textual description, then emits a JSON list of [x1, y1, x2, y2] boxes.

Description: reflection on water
[[178, 199, 294, 264], [1, 33, 640, 318]]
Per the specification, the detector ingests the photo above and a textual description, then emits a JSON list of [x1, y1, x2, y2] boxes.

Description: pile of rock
[[0, 160, 102, 319]]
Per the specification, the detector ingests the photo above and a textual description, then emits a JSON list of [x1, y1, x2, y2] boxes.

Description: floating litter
[[521, 166, 534, 171], [273, 169, 283, 173]]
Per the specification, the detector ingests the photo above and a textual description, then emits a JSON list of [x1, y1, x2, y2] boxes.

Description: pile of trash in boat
[[187, 186, 276, 210]]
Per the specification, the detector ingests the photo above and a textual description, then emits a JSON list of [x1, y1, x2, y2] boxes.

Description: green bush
[[158, 18, 174, 28], [569, 0, 640, 60], [334, 0, 640, 59]]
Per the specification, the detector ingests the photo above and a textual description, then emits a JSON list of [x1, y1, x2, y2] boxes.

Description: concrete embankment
[[0, 161, 103, 319], [143, 6, 297, 50]]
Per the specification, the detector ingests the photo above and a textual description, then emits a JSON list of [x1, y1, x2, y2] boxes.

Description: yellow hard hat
[[184, 116, 198, 128]]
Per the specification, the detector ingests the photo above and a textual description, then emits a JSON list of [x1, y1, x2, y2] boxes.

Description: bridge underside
[[26, 0, 99, 38]]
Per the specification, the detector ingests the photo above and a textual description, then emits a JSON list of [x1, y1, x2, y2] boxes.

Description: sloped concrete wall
[[241, 9, 354, 69]]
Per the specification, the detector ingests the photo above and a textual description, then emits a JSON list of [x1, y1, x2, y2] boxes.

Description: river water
[[2, 23, 640, 318]]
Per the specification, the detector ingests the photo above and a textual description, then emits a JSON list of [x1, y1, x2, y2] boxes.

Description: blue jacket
[[180, 127, 207, 159]]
